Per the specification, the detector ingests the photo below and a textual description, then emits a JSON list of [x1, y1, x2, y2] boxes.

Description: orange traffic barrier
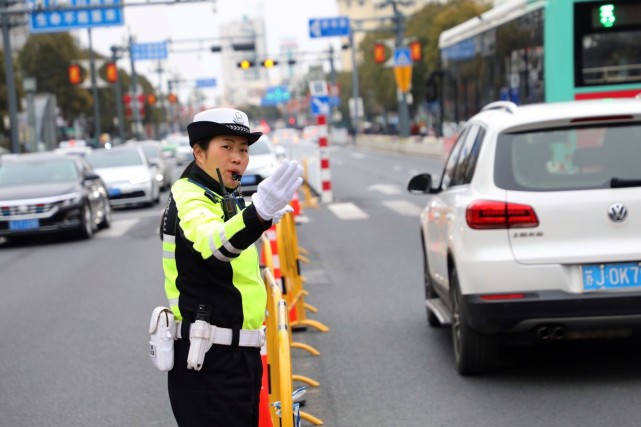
[[276, 213, 329, 333], [258, 345, 273, 427], [262, 267, 324, 426], [301, 159, 319, 210], [291, 189, 302, 217]]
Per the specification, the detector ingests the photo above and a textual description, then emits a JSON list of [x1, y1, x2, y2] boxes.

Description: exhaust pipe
[[536, 325, 566, 340]]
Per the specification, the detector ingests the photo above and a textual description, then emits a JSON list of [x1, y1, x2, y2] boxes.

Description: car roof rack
[[481, 101, 518, 114]]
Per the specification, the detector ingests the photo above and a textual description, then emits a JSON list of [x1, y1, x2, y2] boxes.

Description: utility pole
[[1, 1, 20, 153], [128, 34, 142, 140]]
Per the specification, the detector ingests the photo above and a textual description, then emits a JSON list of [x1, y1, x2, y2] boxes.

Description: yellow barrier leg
[[300, 410, 324, 426], [292, 374, 320, 387], [304, 302, 318, 313], [291, 318, 330, 332], [291, 341, 320, 356]]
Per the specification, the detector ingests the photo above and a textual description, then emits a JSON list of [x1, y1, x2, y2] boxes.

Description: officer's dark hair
[[179, 137, 213, 179]]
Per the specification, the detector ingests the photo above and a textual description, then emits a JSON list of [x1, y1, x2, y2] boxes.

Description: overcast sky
[[76, 0, 340, 105]]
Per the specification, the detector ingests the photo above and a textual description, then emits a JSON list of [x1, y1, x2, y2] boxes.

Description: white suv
[[408, 99, 641, 375]]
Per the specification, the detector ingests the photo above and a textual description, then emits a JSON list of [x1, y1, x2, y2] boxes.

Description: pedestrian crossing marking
[[381, 200, 424, 217], [328, 202, 369, 220], [95, 218, 139, 238]]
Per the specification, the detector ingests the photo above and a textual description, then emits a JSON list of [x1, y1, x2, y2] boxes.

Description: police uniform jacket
[[161, 164, 270, 332]]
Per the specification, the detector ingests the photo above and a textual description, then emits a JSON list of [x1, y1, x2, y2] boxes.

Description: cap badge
[[233, 111, 244, 125]]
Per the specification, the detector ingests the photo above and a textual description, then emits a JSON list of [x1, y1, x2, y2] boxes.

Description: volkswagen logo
[[608, 203, 628, 223]]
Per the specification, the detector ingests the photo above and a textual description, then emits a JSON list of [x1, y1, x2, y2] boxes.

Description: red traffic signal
[[105, 62, 118, 83], [68, 64, 82, 85], [168, 93, 178, 104], [374, 43, 386, 64], [147, 94, 157, 105], [409, 40, 422, 62]]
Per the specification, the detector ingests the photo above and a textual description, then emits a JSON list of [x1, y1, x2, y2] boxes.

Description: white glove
[[252, 160, 303, 221], [271, 204, 294, 225]]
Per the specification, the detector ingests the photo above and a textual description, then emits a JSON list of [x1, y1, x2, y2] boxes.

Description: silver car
[[85, 146, 160, 208]]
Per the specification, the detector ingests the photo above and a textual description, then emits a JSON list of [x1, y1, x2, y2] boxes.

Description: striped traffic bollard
[[317, 114, 333, 203]]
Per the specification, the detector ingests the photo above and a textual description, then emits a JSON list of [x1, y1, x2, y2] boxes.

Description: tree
[[18, 33, 92, 124]]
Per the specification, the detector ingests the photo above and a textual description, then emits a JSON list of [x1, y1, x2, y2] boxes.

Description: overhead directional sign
[[393, 47, 413, 66], [261, 86, 291, 107], [310, 95, 330, 115], [195, 78, 217, 89], [309, 16, 350, 38], [29, 0, 124, 33], [131, 42, 168, 61]]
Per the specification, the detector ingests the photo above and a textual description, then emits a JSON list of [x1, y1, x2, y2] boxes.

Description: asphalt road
[[1, 144, 640, 427]]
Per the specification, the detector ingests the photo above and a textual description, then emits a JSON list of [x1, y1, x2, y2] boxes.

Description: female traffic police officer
[[160, 108, 303, 426]]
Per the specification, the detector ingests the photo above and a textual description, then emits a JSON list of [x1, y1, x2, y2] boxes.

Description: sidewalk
[[353, 134, 445, 159]]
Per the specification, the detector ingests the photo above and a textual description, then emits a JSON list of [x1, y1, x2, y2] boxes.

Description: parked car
[[0, 152, 111, 241], [407, 99, 641, 375], [85, 145, 160, 208], [240, 135, 280, 195], [126, 140, 172, 191], [172, 135, 194, 165]]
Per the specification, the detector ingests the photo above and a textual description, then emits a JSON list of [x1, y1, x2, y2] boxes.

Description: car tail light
[[1, 206, 10, 216], [466, 200, 539, 229], [480, 293, 525, 301]]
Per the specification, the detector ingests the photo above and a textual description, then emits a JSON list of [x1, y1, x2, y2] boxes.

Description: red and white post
[[317, 114, 333, 203]]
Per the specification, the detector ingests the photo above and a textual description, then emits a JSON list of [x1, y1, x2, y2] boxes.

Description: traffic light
[[105, 62, 118, 83], [286, 59, 296, 66], [168, 93, 178, 104], [409, 40, 422, 62], [261, 58, 278, 68], [232, 41, 256, 51], [374, 43, 386, 64], [68, 63, 82, 85], [147, 94, 157, 105], [237, 60, 254, 69]]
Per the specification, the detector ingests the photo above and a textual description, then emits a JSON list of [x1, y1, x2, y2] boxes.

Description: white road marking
[[328, 202, 369, 220], [382, 199, 424, 217], [95, 218, 139, 238], [367, 184, 402, 195], [351, 153, 366, 159]]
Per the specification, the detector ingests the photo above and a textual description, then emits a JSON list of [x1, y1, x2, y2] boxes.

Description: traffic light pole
[[392, 3, 410, 138], [87, 27, 101, 142], [110, 46, 126, 143]]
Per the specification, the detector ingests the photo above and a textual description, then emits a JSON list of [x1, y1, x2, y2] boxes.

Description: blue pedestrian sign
[[309, 16, 350, 38], [131, 42, 168, 61], [196, 78, 217, 89], [29, 0, 124, 34], [310, 95, 330, 115], [393, 47, 413, 66]]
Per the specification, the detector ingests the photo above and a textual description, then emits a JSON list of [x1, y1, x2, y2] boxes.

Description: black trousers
[[168, 339, 262, 427]]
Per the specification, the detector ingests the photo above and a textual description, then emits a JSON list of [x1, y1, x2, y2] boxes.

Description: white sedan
[[408, 99, 641, 375]]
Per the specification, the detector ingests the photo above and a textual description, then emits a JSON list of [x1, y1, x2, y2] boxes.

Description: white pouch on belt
[[149, 307, 176, 372]]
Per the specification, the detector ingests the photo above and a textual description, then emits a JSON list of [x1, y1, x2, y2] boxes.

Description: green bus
[[435, 0, 641, 130]]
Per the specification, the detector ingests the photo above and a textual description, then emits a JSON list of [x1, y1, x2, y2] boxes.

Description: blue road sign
[[29, 0, 124, 33], [310, 95, 330, 115], [393, 47, 413, 66], [196, 78, 217, 89], [131, 42, 168, 61], [261, 86, 291, 107], [309, 16, 350, 38]]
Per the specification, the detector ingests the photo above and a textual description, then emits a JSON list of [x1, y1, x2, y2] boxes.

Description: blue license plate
[[9, 219, 40, 231], [582, 262, 641, 290], [108, 188, 121, 197], [241, 175, 257, 185]]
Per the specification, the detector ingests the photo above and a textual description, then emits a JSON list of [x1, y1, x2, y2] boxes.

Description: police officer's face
[[195, 135, 250, 188]]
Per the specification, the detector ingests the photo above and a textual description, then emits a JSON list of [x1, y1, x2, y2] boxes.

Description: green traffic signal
[[599, 4, 616, 28]]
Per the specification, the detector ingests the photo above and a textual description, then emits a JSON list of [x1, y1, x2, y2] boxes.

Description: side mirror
[[84, 172, 101, 181], [148, 160, 159, 169], [407, 173, 436, 194]]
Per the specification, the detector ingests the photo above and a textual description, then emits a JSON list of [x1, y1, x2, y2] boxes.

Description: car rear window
[[495, 123, 641, 191], [86, 148, 144, 168]]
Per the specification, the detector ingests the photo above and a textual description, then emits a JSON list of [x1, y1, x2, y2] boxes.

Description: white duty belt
[[175, 321, 265, 348]]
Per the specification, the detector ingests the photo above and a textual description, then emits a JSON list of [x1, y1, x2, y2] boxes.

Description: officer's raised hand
[[251, 159, 303, 222]]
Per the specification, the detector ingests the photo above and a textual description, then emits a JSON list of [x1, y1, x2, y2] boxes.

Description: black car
[[0, 152, 112, 242]]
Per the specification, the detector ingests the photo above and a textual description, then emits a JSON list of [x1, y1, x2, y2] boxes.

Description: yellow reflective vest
[[160, 164, 269, 331]]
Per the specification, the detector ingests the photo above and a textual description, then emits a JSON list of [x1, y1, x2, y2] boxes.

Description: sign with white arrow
[[308, 16, 351, 38]]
